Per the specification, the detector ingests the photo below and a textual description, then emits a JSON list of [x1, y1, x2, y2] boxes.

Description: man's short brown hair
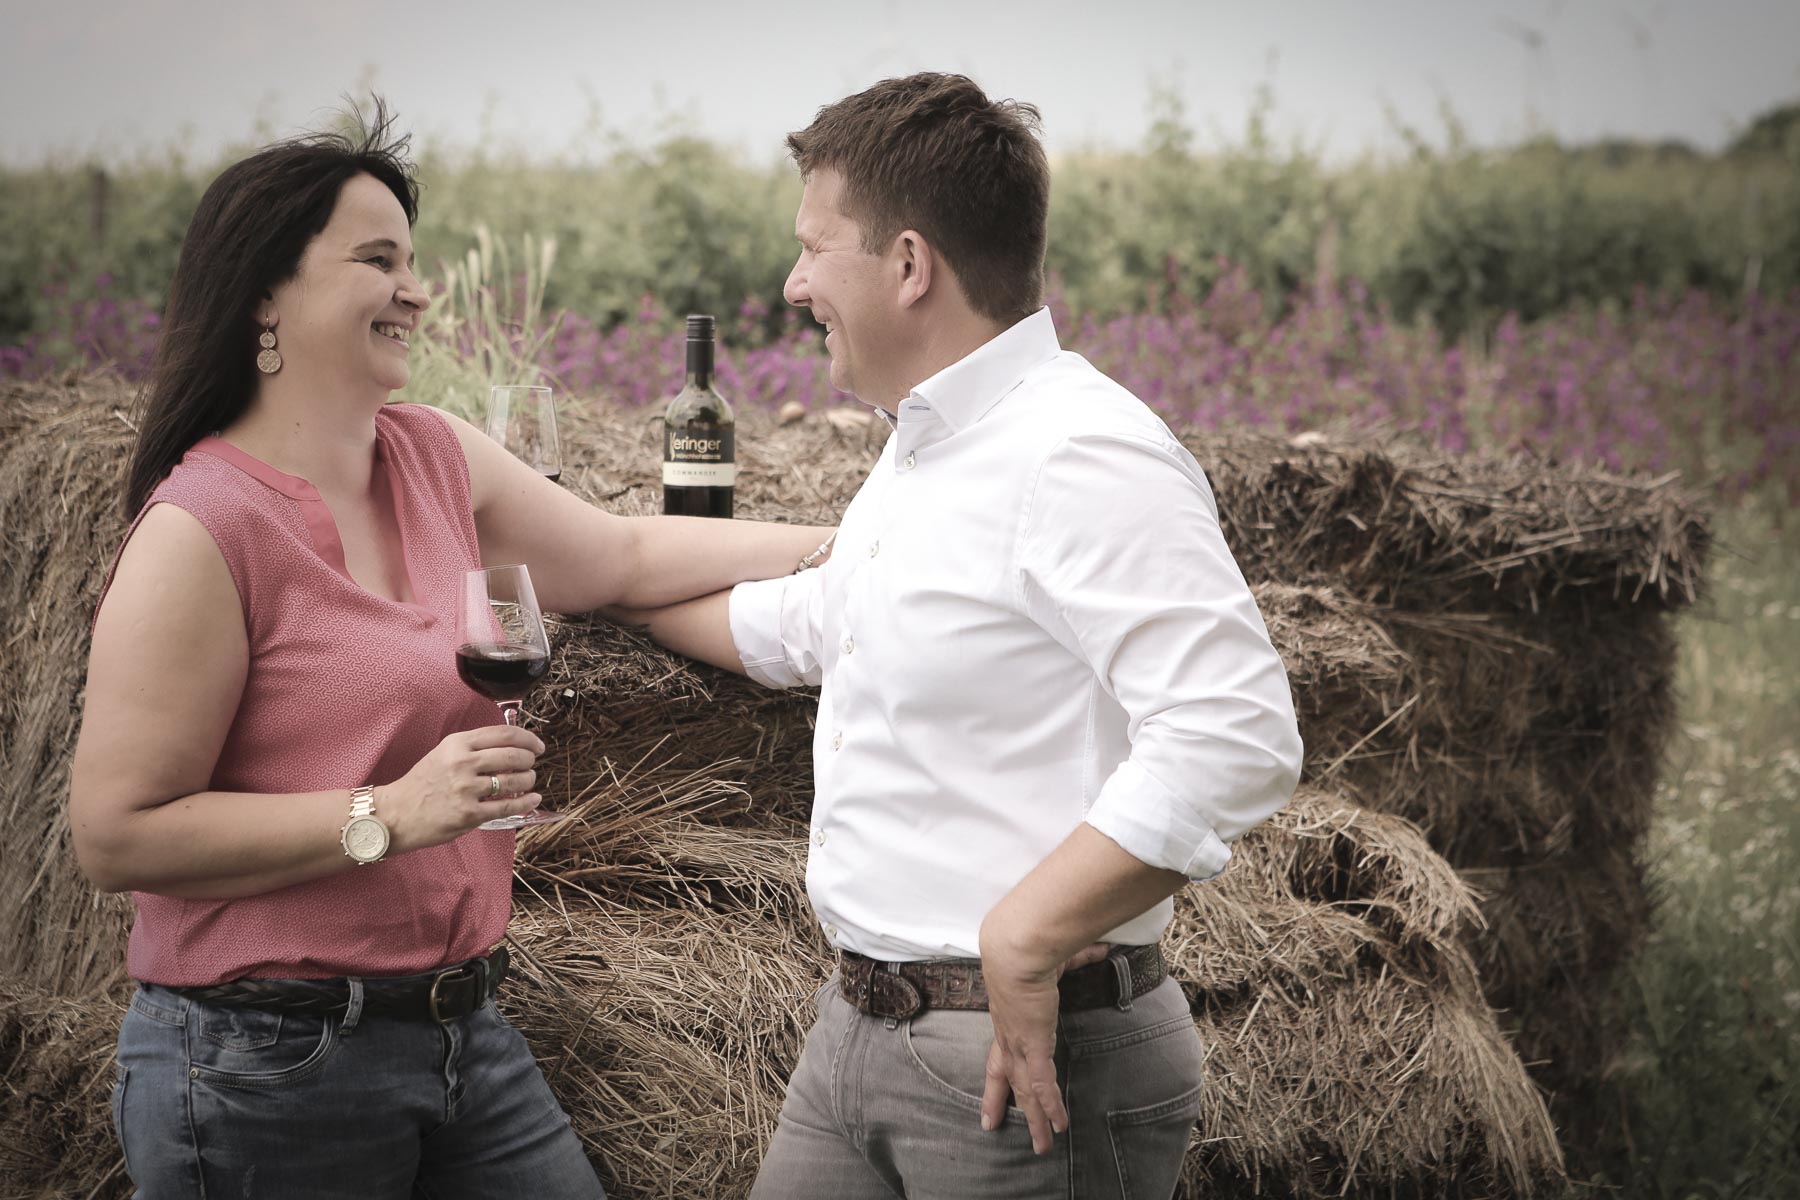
[[786, 73, 1049, 323]]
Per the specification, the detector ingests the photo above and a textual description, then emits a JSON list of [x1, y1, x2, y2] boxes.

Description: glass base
[[479, 809, 570, 831]]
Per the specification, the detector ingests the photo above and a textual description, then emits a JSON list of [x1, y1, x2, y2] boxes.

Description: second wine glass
[[486, 385, 562, 482], [455, 563, 566, 829]]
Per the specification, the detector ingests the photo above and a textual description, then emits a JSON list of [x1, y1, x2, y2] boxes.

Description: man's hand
[[978, 918, 1110, 1155], [975, 824, 1192, 1155]]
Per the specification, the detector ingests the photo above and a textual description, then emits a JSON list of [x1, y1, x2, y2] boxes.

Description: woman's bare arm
[[444, 411, 832, 614]]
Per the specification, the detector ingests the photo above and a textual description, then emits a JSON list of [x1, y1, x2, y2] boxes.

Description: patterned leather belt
[[164, 946, 510, 1024], [838, 944, 1166, 1019]]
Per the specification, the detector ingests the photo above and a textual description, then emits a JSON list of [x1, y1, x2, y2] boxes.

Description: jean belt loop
[[341, 977, 365, 1036], [1111, 950, 1134, 1013], [884, 960, 901, 1030]]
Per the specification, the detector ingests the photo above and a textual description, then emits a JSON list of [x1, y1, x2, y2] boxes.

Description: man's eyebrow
[[353, 238, 416, 266]]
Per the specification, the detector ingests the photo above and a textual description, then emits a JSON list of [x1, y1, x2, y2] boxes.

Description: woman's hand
[[378, 724, 545, 853]]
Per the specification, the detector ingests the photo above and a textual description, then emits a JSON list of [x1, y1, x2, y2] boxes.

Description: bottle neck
[[685, 338, 714, 389]]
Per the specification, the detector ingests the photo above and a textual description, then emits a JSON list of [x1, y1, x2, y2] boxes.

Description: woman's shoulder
[[97, 497, 244, 638], [378, 401, 462, 447]]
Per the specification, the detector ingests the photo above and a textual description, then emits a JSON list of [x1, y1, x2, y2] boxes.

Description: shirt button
[[903, 451, 917, 470], [832, 731, 844, 751], [825, 923, 839, 941], [868, 540, 879, 557], [842, 636, 855, 654], [813, 828, 826, 847]]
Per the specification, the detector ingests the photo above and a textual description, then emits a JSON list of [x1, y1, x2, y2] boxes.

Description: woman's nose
[[398, 272, 430, 313]]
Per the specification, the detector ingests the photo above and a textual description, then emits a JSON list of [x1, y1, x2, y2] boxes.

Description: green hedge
[[3, 101, 1795, 344]]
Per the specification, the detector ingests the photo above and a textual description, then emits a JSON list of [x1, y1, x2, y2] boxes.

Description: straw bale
[[2, 377, 1707, 1190], [0, 982, 129, 1200], [0, 377, 136, 996], [0, 789, 1563, 1200], [1186, 429, 1711, 614]]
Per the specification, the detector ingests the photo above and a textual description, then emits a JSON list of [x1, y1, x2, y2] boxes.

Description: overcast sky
[[4, 0, 1796, 166]]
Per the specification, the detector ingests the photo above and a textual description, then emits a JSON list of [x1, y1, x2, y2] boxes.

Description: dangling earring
[[256, 317, 282, 374]]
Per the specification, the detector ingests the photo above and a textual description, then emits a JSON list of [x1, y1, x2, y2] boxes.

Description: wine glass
[[486, 385, 562, 482], [456, 563, 566, 829]]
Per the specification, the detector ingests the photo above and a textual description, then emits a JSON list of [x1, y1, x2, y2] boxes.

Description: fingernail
[[980, 1115, 993, 1132]]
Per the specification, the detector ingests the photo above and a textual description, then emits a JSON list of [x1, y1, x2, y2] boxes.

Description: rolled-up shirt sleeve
[[1017, 433, 1303, 880], [729, 567, 827, 690]]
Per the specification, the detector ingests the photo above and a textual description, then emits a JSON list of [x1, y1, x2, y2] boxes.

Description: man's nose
[[782, 257, 808, 308]]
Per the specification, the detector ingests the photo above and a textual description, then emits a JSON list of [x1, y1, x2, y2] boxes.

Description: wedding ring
[[489, 774, 501, 797]]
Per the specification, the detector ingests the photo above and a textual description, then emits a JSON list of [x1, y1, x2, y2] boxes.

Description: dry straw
[[0, 376, 1708, 1196]]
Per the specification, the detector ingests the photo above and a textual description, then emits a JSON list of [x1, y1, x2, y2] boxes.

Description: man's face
[[783, 169, 900, 407]]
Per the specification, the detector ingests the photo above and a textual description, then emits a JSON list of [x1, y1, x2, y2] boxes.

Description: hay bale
[[0, 788, 1562, 1200], [0, 982, 128, 1200], [0, 377, 136, 997], [2, 376, 1708, 1190]]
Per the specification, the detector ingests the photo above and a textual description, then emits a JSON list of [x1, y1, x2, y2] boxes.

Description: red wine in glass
[[456, 564, 566, 828], [456, 642, 549, 702]]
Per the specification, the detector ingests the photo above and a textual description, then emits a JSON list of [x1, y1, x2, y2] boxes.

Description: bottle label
[[662, 460, 738, 486], [664, 427, 736, 487]]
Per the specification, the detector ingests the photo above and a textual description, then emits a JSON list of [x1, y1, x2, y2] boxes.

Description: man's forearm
[[615, 517, 831, 610], [606, 590, 745, 674], [979, 823, 1189, 976]]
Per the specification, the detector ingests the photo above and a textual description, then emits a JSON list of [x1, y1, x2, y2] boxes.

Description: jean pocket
[[900, 1012, 1028, 1119], [1106, 1081, 1201, 1200], [197, 1003, 285, 1051], [110, 1062, 133, 1180], [188, 1005, 338, 1089]]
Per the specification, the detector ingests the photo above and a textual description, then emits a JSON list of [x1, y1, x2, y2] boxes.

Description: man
[[619, 73, 1302, 1198]]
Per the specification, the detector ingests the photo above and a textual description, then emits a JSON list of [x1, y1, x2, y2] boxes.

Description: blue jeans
[[112, 980, 605, 1199]]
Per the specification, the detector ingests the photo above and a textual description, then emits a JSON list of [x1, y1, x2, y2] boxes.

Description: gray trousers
[[750, 973, 1203, 1199]]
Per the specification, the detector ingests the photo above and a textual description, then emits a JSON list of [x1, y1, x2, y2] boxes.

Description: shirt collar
[[904, 307, 1061, 434]]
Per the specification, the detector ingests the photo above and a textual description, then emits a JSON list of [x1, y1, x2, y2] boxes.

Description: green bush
[[2, 96, 1795, 344]]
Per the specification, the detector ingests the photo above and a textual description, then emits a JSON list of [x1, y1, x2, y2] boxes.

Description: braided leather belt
[[166, 946, 509, 1024], [838, 944, 1166, 1020]]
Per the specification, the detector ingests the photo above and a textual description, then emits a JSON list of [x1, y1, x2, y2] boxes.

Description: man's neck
[[873, 314, 1011, 414]]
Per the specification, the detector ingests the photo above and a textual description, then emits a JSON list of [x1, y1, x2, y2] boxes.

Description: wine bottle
[[662, 314, 736, 518]]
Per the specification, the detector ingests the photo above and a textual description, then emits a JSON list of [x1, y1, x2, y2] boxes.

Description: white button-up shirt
[[729, 308, 1302, 961]]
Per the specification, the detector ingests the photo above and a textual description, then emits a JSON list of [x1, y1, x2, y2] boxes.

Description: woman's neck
[[223, 377, 388, 497]]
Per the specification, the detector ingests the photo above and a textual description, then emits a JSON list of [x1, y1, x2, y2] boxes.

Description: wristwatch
[[339, 785, 390, 865]]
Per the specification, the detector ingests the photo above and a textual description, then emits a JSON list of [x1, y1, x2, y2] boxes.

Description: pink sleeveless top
[[103, 403, 515, 986]]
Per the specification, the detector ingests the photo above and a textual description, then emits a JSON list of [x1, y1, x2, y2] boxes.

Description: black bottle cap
[[686, 314, 715, 341]]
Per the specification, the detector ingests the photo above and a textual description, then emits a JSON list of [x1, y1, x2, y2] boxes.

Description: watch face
[[344, 816, 389, 862]]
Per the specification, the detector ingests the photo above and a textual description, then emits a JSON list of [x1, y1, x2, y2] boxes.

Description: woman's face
[[263, 172, 428, 396]]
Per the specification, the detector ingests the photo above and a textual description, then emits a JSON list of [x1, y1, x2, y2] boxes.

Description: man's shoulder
[[1001, 351, 1183, 452]]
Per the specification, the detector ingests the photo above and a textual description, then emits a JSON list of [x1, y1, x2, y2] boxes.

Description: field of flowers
[[7, 257, 1795, 511]]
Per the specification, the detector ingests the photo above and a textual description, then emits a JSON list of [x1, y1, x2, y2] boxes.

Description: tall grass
[[1583, 497, 1800, 1197]]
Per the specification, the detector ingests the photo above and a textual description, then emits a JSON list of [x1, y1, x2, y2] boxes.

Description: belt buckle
[[428, 963, 479, 1024], [867, 968, 923, 1020]]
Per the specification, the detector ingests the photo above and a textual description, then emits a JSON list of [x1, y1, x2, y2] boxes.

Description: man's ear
[[895, 230, 933, 310]]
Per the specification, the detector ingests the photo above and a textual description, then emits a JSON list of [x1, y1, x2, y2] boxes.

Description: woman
[[68, 103, 831, 1198]]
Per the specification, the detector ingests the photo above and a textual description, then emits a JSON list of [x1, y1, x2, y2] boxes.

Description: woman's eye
[[365, 255, 391, 269]]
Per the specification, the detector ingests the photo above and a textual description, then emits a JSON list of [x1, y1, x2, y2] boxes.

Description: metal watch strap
[[340, 784, 388, 865]]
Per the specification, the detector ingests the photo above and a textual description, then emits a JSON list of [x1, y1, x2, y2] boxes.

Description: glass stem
[[500, 702, 522, 726]]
